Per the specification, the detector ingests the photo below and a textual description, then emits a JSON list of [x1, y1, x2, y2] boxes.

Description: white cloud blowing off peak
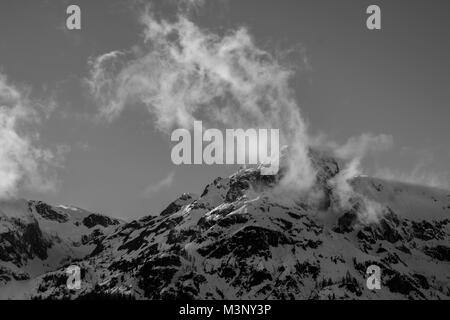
[[86, 4, 445, 221], [327, 133, 394, 218], [0, 74, 62, 199], [87, 7, 316, 191]]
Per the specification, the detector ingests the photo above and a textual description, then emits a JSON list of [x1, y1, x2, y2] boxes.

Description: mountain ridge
[[1, 152, 449, 300]]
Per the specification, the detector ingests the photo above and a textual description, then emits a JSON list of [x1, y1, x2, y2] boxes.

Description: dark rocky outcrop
[[82, 214, 119, 228], [31, 201, 68, 223]]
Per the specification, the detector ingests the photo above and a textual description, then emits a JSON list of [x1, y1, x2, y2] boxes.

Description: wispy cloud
[[0, 73, 62, 199], [328, 133, 394, 212], [374, 149, 450, 190], [85, 2, 410, 223], [375, 167, 449, 190], [142, 171, 176, 198], [86, 5, 315, 191]]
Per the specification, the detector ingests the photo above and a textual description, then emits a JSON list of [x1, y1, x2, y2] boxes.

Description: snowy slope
[[0, 199, 122, 287], [353, 176, 450, 221]]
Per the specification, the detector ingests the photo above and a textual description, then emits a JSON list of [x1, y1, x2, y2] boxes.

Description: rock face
[[32, 201, 69, 223], [0, 200, 122, 287], [160, 193, 197, 217], [1, 153, 450, 300], [82, 214, 120, 229], [0, 217, 50, 266]]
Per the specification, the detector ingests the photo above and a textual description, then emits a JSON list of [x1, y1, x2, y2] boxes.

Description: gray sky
[[0, 0, 449, 220]]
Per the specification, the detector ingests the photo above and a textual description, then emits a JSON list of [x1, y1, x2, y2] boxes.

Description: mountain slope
[[0, 199, 122, 287], [1, 153, 450, 300]]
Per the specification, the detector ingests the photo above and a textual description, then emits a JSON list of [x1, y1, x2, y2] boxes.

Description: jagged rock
[[423, 245, 450, 262], [160, 193, 196, 216], [82, 214, 119, 228], [335, 211, 358, 233], [32, 201, 68, 223]]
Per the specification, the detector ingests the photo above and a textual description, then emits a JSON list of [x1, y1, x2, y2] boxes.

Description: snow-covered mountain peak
[[1, 151, 449, 300]]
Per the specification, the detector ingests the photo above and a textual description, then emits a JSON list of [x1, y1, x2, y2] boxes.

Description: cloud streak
[[142, 171, 176, 197], [375, 164, 450, 190]]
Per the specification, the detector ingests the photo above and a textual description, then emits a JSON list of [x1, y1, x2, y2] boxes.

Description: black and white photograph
[[0, 0, 449, 311]]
